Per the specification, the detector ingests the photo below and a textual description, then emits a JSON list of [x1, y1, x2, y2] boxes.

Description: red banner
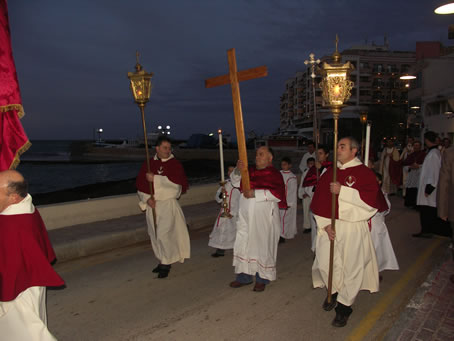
[[0, 0, 30, 170]]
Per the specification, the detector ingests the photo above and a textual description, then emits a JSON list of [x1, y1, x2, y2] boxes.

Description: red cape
[[136, 156, 188, 195], [0, 210, 65, 302], [302, 161, 333, 187], [389, 158, 402, 186], [242, 165, 287, 209], [311, 163, 388, 219]]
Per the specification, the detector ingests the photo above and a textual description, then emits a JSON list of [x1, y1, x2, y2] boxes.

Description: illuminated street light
[[400, 74, 416, 80], [435, 3, 454, 14]]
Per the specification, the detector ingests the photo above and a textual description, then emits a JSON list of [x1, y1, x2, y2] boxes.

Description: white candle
[[218, 129, 225, 182], [364, 123, 371, 167]]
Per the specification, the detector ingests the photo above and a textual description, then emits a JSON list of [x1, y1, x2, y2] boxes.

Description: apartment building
[[279, 40, 416, 144], [407, 42, 454, 142]]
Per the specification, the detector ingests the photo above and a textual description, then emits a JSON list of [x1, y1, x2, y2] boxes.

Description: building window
[[360, 62, 370, 69], [360, 76, 369, 82], [373, 64, 384, 73], [360, 90, 370, 96]]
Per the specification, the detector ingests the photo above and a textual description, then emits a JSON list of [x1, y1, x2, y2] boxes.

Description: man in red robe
[[311, 137, 388, 327], [0, 170, 64, 340], [136, 136, 190, 278], [229, 146, 287, 292]]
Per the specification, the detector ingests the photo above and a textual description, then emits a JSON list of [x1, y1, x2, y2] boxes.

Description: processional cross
[[205, 48, 268, 190]]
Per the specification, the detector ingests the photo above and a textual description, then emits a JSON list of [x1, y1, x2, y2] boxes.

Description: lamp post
[[319, 35, 355, 308], [127, 51, 157, 231], [400, 74, 417, 144], [359, 112, 368, 160]]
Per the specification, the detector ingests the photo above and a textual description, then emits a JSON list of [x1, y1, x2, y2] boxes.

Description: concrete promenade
[[45, 195, 453, 340]]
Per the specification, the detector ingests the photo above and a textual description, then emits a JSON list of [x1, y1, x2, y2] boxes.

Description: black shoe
[[332, 303, 352, 327], [152, 264, 161, 273], [157, 264, 171, 278], [303, 229, 311, 234], [158, 271, 169, 278], [322, 292, 337, 311], [211, 252, 225, 258], [412, 232, 433, 238], [279, 237, 286, 244]]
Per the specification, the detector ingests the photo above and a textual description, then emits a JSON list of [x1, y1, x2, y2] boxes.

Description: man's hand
[[243, 189, 255, 199], [330, 182, 341, 195], [440, 216, 448, 221], [147, 198, 156, 208], [236, 160, 245, 170], [303, 194, 309, 199], [325, 224, 335, 241], [146, 172, 154, 182], [315, 161, 322, 169]]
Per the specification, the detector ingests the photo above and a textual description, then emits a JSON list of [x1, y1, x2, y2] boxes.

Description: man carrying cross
[[205, 48, 285, 291], [229, 146, 286, 291]]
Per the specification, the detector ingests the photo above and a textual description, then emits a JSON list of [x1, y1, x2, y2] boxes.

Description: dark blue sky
[[7, 0, 453, 140]]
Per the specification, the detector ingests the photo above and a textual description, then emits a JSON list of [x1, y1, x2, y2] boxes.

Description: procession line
[[346, 238, 443, 341]]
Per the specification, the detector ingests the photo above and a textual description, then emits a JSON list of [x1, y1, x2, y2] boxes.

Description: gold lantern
[[319, 36, 355, 309], [127, 52, 157, 232], [128, 52, 153, 106]]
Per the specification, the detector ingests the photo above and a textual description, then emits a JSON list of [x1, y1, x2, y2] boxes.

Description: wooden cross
[[205, 48, 268, 191]]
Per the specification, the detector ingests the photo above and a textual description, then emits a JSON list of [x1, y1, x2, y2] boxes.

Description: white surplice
[[231, 170, 282, 281], [138, 173, 190, 265], [209, 178, 241, 250], [279, 170, 298, 239], [370, 192, 399, 272], [416, 147, 441, 207], [312, 158, 380, 307]]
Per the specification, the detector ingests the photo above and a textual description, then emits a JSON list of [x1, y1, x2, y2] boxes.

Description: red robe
[[244, 165, 287, 209], [311, 162, 388, 219], [136, 156, 188, 195], [0, 210, 65, 302]]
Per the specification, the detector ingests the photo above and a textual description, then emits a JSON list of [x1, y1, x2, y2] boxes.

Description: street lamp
[[319, 35, 355, 309], [435, 3, 454, 14], [359, 112, 368, 160], [127, 51, 157, 232], [97, 128, 103, 142]]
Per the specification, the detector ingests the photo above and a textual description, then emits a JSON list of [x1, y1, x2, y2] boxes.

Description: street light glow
[[410, 106, 420, 110], [435, 3, 454, 14], [400, 75, 416, 80], [166, 125, 170, 129]]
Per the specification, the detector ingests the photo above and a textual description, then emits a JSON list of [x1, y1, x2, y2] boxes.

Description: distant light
[[445, 111, 454, 115], [166, 125, 170, 129], [410, 106, 420, 109], [435, 3, 454, 14], [98, 128, 103, 133], [167, 131, 171, 135], [218, 129, 222, 134], [400, 75, 416, 80], [158, 125, 162, 129], [208, 133, 214, 137]]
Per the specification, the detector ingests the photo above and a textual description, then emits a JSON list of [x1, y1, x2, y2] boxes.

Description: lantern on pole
[[319, 35, 355, 309], [127, 51, 158, 231]]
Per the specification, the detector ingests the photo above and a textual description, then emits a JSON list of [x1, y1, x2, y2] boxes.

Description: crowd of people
[[2, 133, 453, 339]]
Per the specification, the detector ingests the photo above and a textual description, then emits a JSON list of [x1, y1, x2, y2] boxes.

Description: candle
[[218, 129, 225, 182], [364, 123, 371, 167]]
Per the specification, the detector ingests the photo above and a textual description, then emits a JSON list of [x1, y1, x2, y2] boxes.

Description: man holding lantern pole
[[311, 137, 388, 327]]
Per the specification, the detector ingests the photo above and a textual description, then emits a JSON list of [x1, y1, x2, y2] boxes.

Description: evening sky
[[7, 0, 453, 140]]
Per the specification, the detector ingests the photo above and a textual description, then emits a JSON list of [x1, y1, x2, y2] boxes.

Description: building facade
[[408, 42, 454, 143], [279, 40, 416, 145]]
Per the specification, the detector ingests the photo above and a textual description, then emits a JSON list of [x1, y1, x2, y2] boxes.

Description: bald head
[[0, 170, 28, 212]]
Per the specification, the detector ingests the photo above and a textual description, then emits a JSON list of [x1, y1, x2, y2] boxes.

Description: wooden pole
[[327, 107, 340, 304], [140, 104, 158, 235], [227, 48, 250, 191]]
